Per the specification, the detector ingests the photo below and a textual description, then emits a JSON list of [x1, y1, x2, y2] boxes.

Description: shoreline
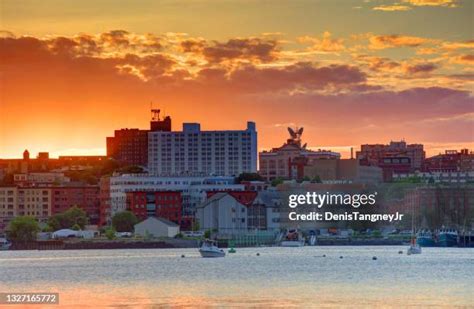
[[6, 238, 473, 250]]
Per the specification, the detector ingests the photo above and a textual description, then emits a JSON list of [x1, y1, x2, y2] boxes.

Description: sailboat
[[407, 198, 421, 255]]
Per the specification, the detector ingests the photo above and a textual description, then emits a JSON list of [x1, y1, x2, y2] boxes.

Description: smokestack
[[351, 147, 354, 159]]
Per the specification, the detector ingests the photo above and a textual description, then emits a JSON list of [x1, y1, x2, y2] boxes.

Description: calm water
[[0, 246, 473, 308]]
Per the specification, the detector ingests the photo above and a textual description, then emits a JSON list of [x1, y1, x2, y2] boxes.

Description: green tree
[[7, 216, 40, 242], [298, 176, 311, 183], [62, 206, 88, 229], [112, 211, 139, 232], [100, 159, 121, 175], [47, 216, 61, 231], [271, 178, 284, 187], [48, 206, 88, 230], [236, 172, 263, 183], [118, 165, 145, 174], [105, 227, 116, 240], [311, 175, 322, 183]]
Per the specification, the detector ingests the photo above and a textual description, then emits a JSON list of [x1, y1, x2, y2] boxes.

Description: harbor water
[[1, 246, 473, 307]]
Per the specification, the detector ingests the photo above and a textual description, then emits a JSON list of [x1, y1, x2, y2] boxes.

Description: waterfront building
[[100, 174, 245, 226], [50, 186, 101, 224], [303, 159, 383, 184], [249, 189, 282, 232], [0, 187, 17, 231], [106, 109, 171, 166], [148, 122, 257, 176], [126, 191, 182, 224], [196, 192, 248, 235], [356, 140, 425, 174], [134, 217, 180, 238], [0, 184, 100, 232], [259, 127, 340, 181], [99, 177, 111, 226]]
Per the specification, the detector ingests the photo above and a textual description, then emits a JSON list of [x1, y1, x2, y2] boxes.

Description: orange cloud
[[402, 0, 458, 7], [368, 34, 430, 50], [449, 54, 474, 65], [298, 32, 345, 52], [372, 5, 412, 11]]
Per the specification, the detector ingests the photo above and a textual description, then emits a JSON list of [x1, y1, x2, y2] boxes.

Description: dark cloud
[[405, 63, 437, 74], [224, 62, 367, 93], [202, 38, 280, 63]]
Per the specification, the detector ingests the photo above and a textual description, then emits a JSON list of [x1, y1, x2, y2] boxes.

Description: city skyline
[[1, 0, 473, 158]]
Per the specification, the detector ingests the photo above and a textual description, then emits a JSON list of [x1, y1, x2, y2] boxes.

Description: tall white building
[[105, 174, 245, 222], [148, 121, 257, 176]]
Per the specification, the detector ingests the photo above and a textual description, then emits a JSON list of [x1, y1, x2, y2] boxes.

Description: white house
[[134, 217, 180, 238], [196, 193, 248, 235]]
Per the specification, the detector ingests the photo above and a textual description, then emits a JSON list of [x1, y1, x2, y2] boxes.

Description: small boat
[[407, 198, 421, 255], [280, 229, 305, 247], [437, 228, 458, 247], [199, 239, 225, 258], [0, 238, 12, 250], [407, 237, 422, 255], [416, 229, 435, 247]]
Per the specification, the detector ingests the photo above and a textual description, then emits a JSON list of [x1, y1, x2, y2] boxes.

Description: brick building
[[423, 149, 473, 173], [126, 191, 182, 225], [106, 109, 171, 166], [51, 186, 100, 224]]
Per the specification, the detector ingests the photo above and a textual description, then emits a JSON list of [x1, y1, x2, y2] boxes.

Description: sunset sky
[[1, 0, 473, 158]]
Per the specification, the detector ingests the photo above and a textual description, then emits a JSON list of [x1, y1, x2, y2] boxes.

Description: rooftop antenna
[[150, 101, 161, 121]]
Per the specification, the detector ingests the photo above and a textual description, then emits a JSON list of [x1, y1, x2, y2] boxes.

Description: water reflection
[[1, 247, 472, 307]]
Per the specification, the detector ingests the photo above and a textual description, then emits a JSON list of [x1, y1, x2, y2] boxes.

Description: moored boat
[[437, 228, 458, 247], [0, 237, 12, 250], [199, 239, 225, 258], [280, 229, 305, 247], [416, 229, 435, 247], [407, 237, 422, 255]]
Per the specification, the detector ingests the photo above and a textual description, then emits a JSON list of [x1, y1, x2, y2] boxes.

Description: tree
[[271, 178, 284, 187], [48, 206, 89, 231], [47, 216, 61, 231], [105, 227, 116, 240], [311, 175, 322, 183], [112, 211, 139, 232], [118, 165, 145, 174], [7, 216, 39, 242], [236, 172, 263, 183], [298, 176, 311, 183]]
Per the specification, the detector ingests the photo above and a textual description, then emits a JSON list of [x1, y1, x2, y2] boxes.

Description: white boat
[[199, 239, 225, 258], [0, 238, 12, 250], [407, 198, 421, 255], [280, 229, 305, 247], [407, 243, 422, 255]]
